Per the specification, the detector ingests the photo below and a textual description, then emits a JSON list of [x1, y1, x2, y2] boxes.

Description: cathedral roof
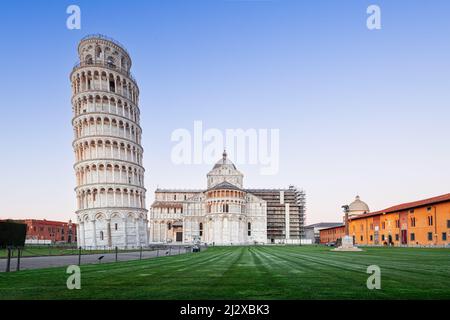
[[207, 181, 242, 192], [151, 201, 184, 208]]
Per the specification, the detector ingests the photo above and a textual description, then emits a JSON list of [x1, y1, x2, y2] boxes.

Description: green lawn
[[0, 246, 449, 300]]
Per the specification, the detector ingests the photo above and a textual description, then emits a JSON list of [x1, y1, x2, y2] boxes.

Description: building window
[[382, 234, 385, 241], [410, 233, 415, 241], [395, 234, 399, 241], [395, 220, 400, 228], [115, 223, 118, 231], [107, 56, 116, 68], [248, 222, 251, 236], [100, 231, 104, 241], [411, 217, 416, 227], [428, 216, 433, 226], [409, 209, 414, 214], [382, 222, 385, 230], [428, 232, 433, 241], [427, 207, 432, 212], [360, 236, 363, 241], [168, 223, 172, 230], [370, 235, 373, 241], [443, 233, 447, 241], [447, 220, 450, 228], [199, 223, 203, 236]]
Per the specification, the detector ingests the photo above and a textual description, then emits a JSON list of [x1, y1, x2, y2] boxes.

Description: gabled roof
[[305, 222, 343, 229], [155, 189, 202, 193], [207, 181, 242, 192], [151, 201, 184, 209], [319, 224, 345, 232]]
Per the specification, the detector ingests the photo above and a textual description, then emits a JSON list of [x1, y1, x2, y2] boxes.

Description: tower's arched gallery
[[71, 35, 148, 249]]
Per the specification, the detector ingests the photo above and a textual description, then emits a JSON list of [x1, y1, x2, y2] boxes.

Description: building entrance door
[[401, 230, 407, 245], [176, 232, 183, 242]]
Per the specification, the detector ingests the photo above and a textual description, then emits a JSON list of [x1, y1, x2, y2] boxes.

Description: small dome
[[348, 195, 370, 213]]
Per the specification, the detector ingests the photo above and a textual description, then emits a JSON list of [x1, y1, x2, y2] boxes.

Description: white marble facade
[[150, 152, 267, 245]]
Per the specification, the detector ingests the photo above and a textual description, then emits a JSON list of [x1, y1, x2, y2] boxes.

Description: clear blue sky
[[1, 0, 449, 223]]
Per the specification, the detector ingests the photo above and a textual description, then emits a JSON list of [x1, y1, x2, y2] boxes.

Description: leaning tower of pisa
[[70, 35, 148, 249]]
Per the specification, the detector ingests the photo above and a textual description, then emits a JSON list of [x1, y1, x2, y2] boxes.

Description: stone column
[[135, 218, 140, 247], [148, 220, 153, 243], [79, 221, 85, 248], [123, 217, 128, 248], [223, 216, 229, 244], [107, 219, 112, 248], [91, 219, 97, 249]]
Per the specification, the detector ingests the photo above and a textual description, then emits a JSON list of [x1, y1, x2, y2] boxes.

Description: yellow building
[[321, 193, 450, 247]]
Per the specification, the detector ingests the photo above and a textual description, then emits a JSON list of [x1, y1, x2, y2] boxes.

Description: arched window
[[223, 204, 229, 213], [95, 46, 102, 59], [107, 56, 116, 68], [115, 223, 118, 231], [85, 54, 93, 64], [247, 222, 251, 236], [109, 75, 115, 93]]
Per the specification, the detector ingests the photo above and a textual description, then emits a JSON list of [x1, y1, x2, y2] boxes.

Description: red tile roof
[[350, 193, 450, 221], [319, 224, 345, 232]]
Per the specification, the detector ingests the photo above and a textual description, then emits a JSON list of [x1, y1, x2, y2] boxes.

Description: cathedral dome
[[348, 195, 370, 214], [207, 150, 243, 189], [213, 151, 237, 170]]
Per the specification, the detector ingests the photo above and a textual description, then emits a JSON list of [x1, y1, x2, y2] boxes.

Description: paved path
[[0, 247, 191, 272]]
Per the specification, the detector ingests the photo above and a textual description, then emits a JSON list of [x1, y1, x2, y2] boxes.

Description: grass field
[[0, 246, 449, 300]]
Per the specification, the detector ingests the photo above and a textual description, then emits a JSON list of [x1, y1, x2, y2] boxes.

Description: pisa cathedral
[[150, 151, 306, 245], [71, 35, 148, 249]]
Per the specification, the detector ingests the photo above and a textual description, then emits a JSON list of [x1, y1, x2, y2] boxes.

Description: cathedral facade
[[149, 152, 306, 245]]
